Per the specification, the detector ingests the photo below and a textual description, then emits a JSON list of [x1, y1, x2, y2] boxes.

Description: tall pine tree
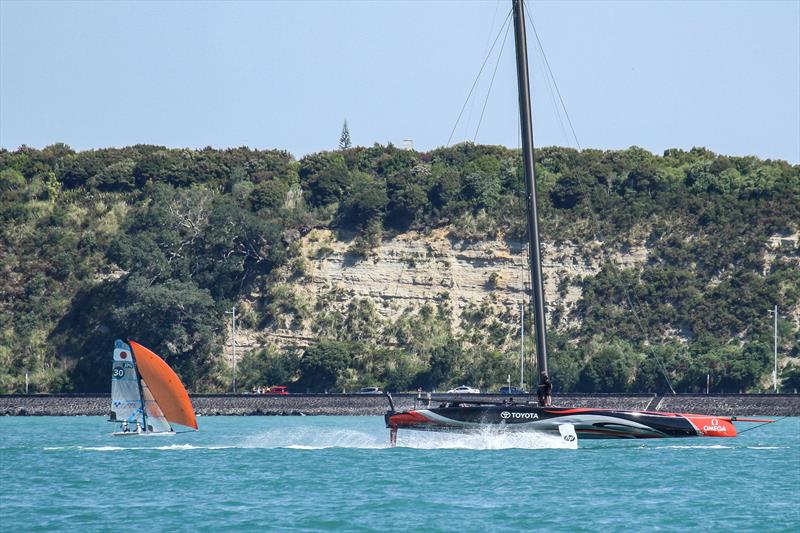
[[339, 120, 351, 150]]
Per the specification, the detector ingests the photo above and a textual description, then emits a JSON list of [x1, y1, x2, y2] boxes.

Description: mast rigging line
[[473, 19, 513, 142], [510, 5, 672, 393], [534, 38, 572, 148], [523, 2, 582, 150], [623, 290, 677, 395], [565, 149, 676, 394], [447, 10, 513, 147], [450, 1, 666, 391]]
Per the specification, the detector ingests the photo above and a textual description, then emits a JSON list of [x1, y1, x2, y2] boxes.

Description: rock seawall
[[1, 393, 798, 417]]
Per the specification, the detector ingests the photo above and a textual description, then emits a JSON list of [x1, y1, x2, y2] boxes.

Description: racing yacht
[[385, 0, 772, 446]]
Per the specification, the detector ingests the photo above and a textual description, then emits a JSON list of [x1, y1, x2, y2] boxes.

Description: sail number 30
[[112, 368, 125, 379]]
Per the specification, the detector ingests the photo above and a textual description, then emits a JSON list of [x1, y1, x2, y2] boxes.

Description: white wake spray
[[240, 425, 576, 450], [396, 426, 575, 450]]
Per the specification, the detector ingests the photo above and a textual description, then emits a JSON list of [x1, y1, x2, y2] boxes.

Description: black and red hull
[[386, 404, 742, 439]]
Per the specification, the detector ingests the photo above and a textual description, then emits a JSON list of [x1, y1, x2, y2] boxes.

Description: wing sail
[[129, 341, 198, 430]]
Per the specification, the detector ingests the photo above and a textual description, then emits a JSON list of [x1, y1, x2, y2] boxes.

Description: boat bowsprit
[[108, 339, 198, 436]]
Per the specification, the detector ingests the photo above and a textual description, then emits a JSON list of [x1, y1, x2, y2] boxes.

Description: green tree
[[416, 342, 462, 390], [300, 153, 352, 207], [298, 340, 353, 392], [463, 170, 500, 210], [781, 363, 800, 392], [337, 174, 388, 229], [548, 342, 583, 392], [634, 344, 680, 393], [385, 173, 429, 230], [339, 120, 352, 150], [249, 179, 288, 211], [578, 342, 641, 392], [236, 345, 298, 391], [550, 171, 590, 208], [0, 168, 25, 192]]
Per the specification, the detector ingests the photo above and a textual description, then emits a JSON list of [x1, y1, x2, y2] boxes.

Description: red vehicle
[[267, 386, 289, 395]]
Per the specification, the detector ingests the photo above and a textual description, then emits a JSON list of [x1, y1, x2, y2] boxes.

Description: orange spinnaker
[[129, 340, 198, 430]]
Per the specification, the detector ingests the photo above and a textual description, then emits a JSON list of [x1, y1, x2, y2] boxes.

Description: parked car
[[267, 386, 289, 395], [447, 385, 480, 394], [498, 386, 527, 395], [356, 386, 382, 394]]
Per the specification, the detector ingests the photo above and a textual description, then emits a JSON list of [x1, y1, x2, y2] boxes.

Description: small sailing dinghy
[[109, 339, 198, 436]]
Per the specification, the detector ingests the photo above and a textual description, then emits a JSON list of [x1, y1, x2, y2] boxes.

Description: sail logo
[[500, 411, 538, 420], [113, 348, 132, 362], [563, 434, 576, 442]]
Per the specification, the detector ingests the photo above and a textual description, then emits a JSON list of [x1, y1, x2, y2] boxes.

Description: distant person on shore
[[537, 372, 552, 407]]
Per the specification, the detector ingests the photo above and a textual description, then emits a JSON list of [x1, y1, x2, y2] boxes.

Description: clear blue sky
[[2, 0, 798, 163]]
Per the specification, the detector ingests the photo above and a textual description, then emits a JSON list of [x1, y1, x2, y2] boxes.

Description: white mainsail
[[110, 340, 144, 425], [110, 339, 173, 434]]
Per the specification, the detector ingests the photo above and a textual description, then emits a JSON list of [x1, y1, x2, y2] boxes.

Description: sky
[[1, 0, 798, 163]]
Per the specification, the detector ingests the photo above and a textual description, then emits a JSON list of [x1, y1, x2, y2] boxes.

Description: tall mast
[[512, 0, 548, 382], [131, 350, 148, 432]]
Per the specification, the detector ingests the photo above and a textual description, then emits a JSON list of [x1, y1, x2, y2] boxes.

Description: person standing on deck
[[537, 372, 552, 407]]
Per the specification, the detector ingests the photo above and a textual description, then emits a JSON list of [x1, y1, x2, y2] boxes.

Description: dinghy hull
[[111, 431, 176, 437]]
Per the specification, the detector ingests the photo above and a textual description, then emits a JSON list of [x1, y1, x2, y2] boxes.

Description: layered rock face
[[230, 228, 648, 358], [225, 228, 799, 378]]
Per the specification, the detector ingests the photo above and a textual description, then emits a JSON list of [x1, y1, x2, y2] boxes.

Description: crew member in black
[[537, 372, 552, 407]]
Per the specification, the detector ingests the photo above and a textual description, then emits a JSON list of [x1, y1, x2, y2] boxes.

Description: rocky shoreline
[[1, 393, 798, 417]]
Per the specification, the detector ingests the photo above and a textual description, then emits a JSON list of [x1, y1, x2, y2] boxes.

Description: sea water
[[1, 416, 798, 532]]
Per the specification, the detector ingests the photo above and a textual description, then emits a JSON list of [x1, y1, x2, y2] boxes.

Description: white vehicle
[[447, 385, 480, 394], [356, 386, 382, 394]]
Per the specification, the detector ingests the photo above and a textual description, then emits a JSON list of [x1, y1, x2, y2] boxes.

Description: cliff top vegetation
[[1, 142, 798, 393]]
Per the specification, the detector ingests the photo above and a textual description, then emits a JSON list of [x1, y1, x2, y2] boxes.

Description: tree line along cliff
[[0, 142, 798, 394]]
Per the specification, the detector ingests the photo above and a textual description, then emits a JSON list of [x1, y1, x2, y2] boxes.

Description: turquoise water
[[1, 416, 798, 532]]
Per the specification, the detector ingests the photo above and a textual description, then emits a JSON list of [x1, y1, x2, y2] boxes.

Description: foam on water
[[242, 427, 387, 449], [398, 427, 574, 449], [44, 425, 576, 451], [44, 444, 236, 452], [44, 446, 125, 452], [659, 444, 734, 449], [240, 426, 575, 450]]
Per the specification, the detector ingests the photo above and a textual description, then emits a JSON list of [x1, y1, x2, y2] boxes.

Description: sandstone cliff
[[229, 228, 650, 357]]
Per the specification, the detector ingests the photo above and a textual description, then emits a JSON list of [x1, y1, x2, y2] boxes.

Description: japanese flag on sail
[[114, 339, 133, 362]]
